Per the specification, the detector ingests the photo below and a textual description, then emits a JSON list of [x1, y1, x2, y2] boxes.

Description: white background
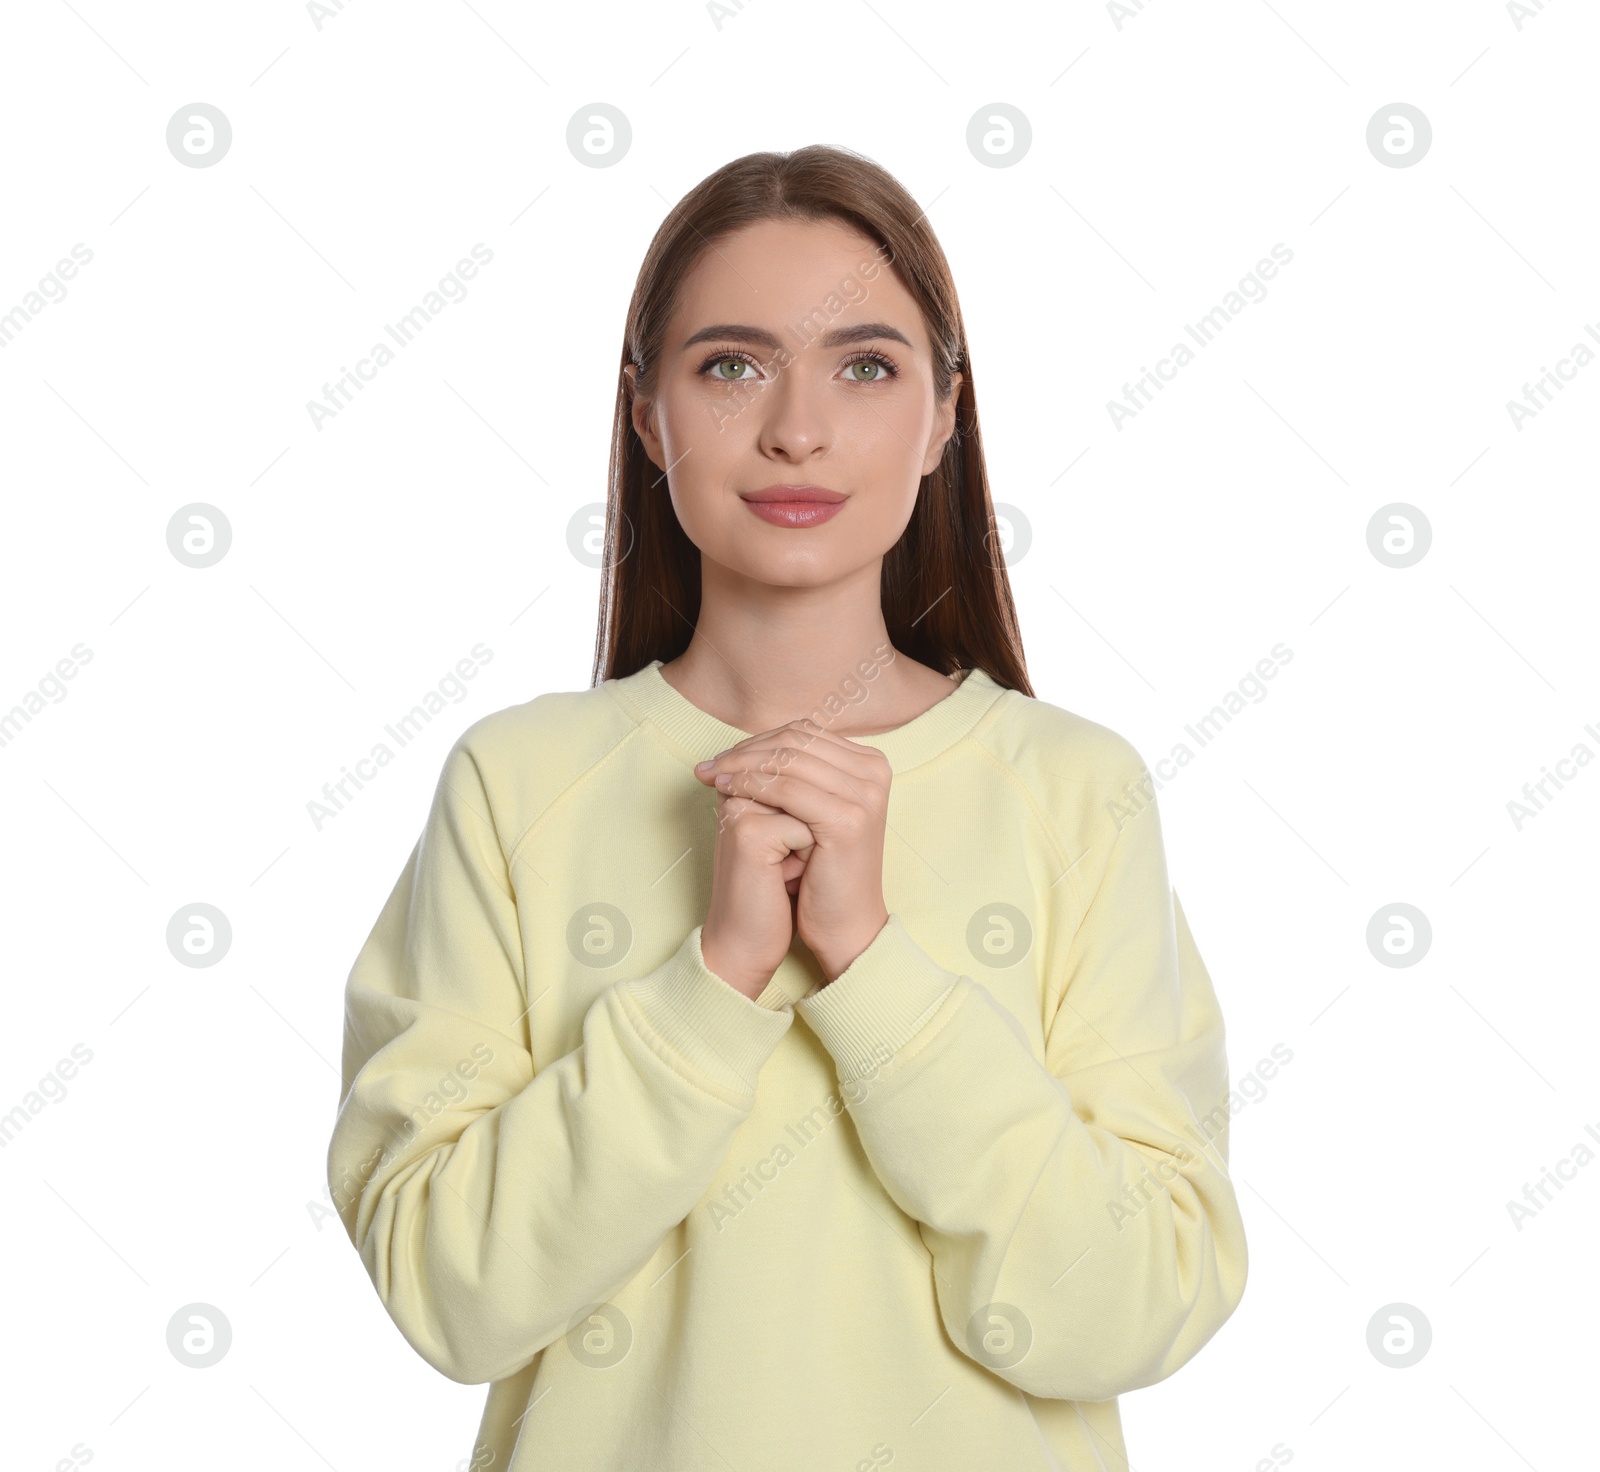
[[2, 1, 1596, 1468]]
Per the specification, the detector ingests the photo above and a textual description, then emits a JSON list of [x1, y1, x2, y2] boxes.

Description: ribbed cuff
[[752, 977, 795, 1011], [795, 914, 959, 1083], [617, 926, 794, 1098]]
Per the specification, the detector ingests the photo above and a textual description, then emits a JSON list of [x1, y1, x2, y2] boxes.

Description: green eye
[[841, 351, 898, 382]]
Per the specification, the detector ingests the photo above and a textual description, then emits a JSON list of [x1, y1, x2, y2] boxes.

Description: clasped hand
[[695, 718, 890, 983]]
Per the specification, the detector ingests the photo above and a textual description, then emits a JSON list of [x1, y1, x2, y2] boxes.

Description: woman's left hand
[[695, 719, 890, 982]]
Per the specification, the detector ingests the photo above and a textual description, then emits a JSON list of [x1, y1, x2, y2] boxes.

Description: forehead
[[670, 215, 919, 334]]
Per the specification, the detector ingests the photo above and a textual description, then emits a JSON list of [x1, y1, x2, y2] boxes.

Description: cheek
[[658, 390, 744, 538], [656, 379, 736, 453], [655, 395, 758, 531], [840, 393, 934, 467]]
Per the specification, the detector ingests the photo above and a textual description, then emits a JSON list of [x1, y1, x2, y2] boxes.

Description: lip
[[740, 485, 847, 504], [740, 484, 847, 528]]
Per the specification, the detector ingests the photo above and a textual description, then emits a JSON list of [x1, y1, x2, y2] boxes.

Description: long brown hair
[[590, 143, 1033, 697]]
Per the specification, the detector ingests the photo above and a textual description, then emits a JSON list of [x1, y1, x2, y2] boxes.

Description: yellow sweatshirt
[[327, 657, 1247, 1471]]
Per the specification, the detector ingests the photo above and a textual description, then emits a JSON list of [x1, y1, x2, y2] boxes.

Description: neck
[[663, 557, 915, 736]]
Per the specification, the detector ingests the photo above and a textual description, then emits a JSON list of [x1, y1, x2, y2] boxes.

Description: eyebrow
[[680, 321, 914, 353]]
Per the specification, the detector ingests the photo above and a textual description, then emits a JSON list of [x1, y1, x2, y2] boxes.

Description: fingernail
[[694, 758, 713, 770]]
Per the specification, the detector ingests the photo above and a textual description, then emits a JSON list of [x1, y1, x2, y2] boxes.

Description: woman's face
[[627, 216, 962, 587]]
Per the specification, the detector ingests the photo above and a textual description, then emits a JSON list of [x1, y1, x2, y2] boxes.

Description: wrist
[[700, 937, 772, 1001], [813, 910, 890, 985]]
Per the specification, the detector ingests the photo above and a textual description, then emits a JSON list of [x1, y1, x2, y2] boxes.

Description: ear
[[624, 363, 666, 473], [921, 370, 964, 476]]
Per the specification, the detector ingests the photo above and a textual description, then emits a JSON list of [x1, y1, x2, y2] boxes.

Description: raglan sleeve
[[327, 736, 794, 1386], [792, 750, 1247, 1403]]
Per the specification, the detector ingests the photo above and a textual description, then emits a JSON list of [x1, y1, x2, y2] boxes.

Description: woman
[[327, 144, 1247, 1472]]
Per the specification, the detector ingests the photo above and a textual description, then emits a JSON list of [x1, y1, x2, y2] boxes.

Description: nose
[[756, 354, 830, 463]]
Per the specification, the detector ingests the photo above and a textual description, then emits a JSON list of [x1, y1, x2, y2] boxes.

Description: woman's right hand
[[699, 785, 814, 1001]]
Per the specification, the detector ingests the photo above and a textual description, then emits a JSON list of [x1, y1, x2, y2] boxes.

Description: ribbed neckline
[[606, 658, 1007, 773]]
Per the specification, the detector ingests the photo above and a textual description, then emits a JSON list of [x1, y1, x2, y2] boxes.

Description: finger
[[782, 715, 895, 764], [745, 716, 882, 764], [717, 801, 814, 860], [713, 788, 785, 838], [697, 717, 888, 782], [714, 788, 783, 817], [713, 755, 856, 816], [716, 789, 784, 814], [714, 767, 871, 832], [705, 737, 886, 796], [713, 747, 888, 819]]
